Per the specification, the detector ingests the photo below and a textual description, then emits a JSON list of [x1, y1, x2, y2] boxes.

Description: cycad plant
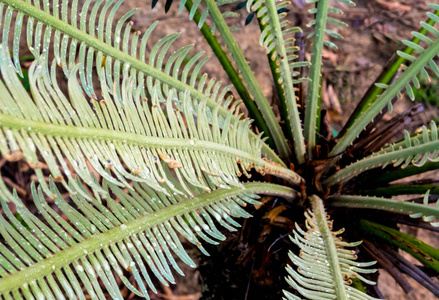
[[0, 0, 438, 299]]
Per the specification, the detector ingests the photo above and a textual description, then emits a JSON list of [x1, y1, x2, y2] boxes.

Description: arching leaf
[[0, 177, 297, 299], [330, 192, 439, 227], [0, 0, 285, 164], [325, 121, 439, 186], [0, 46, 300, 199], [331, 4, 439, 157]]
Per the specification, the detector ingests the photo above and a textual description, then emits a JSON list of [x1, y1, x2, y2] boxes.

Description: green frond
[[324, 121, 439, 186], [0, 176, 297, 299], [304, 0, 354, 158], [0, 0, 286, 165], [283, 195, 378, 300], [331, 3, 439, 157], [361, 161, 439, 186], [360, 220, 439, 273], [330, 192, 439, 227], [339, 8, 439, 140], [360, 184, 439, 198], [246, 0, 307, 164], [0, 45, 301, 199]]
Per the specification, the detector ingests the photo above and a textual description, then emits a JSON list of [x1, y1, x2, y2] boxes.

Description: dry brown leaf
[[376, 0, 411, 12]]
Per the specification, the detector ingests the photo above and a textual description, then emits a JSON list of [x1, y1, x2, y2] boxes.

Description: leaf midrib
[[0, 183, 296, 293], [311, 195, 348, 300]]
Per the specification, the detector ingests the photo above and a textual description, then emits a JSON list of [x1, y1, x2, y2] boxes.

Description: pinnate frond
[[0, 45, 300, 199], [283, 195, 378, 300], [0, 176, 297, 299], [385, 4, 439, 102], [331, 3, 439, 156], [325, 121, 439, 186], [383, 122, 439, 167], [304, 0, 354, 158], [0, 0, 257, 140]]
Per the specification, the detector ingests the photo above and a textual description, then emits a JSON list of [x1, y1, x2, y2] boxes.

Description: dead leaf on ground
[[376, 0, 411, 12]]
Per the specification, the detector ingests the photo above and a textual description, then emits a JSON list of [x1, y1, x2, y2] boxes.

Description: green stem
[[310, 195, 348, 300], [304, 0, 329, 159], [0, 182, 298, 293], [330, 195, 439, 220], [360, 220, 439, 273], [325, 140, 439, 186], [184, 0, 274, 149], [203, 0, 292, 161], [1, 0, 284, 165], [0, 114, 302, 184], [339, 10, 439, 138]]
